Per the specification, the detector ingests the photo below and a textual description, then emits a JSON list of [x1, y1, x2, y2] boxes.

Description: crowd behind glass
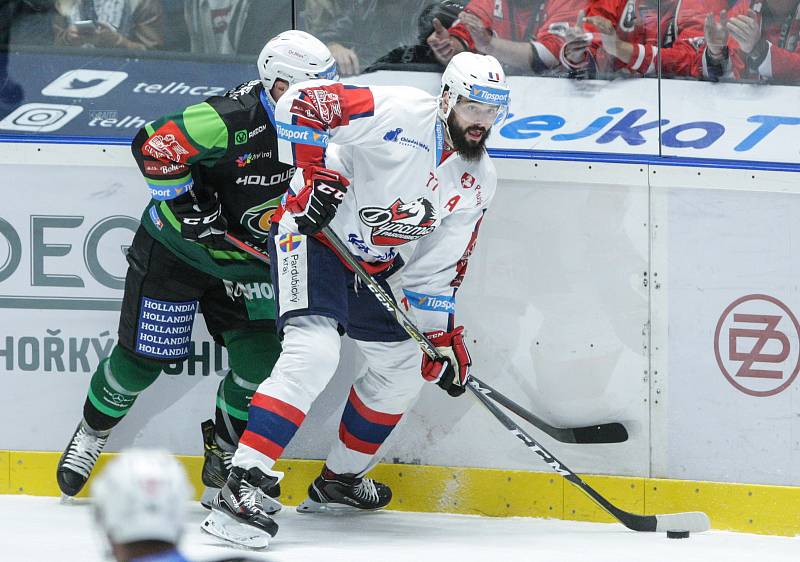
[[2, 0, 798, 86]]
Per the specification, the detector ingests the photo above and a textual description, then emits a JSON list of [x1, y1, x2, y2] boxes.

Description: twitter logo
[[68, 77, 106, 90], [42, 69, 128, 99]]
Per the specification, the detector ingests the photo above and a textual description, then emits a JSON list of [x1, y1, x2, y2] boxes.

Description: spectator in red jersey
[[584, 0, 728, 79], [426, 0, 597, 75], [709, 0, 800, 84]]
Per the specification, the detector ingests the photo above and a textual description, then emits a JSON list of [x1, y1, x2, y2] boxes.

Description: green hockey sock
[[214, 329, 281, 443], [83, 345, 163, 431]]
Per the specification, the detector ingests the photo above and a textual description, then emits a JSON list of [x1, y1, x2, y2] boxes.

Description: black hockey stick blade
[[469, 379, 711, 534], [475, 379, 628, 444], [570, 423, 628, 444]]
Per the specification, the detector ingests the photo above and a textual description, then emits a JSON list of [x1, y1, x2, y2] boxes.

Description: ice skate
[[201, 466, 280, 549], [56, 420, 111, 497], [199, 420, 282, 513], [297, 467, 392, 513]]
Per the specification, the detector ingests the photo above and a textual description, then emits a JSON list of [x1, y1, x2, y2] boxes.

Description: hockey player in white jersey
[[201, 52, 510, 549]]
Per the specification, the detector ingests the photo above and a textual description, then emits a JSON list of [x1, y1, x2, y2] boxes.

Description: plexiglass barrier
[[0, 0, 797, 164]]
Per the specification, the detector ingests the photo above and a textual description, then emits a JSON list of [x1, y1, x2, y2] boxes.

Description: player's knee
[[269, 316, 341, 396], [284, 315, 341, 369], [224, 329, 281, 386], [364, 338, 421, 377], [112, 345, 163, 391]]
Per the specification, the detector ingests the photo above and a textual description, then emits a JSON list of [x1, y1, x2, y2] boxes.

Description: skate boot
[[199, 420, 282, 513], [201, 466, 281, 549], [297, 466, 392, 513], [56, 420, 111, 497]]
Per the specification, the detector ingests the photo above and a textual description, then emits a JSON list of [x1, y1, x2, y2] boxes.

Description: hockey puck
[[666, 531, 690, 539]]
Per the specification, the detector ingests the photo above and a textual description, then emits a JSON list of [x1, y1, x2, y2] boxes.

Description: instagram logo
[[0, 103, 84, 132]]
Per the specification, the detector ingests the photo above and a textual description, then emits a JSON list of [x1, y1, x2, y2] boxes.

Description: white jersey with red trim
[[274, 80, 497, 333]]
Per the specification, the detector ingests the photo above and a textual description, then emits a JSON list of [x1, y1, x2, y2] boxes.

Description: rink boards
[[1, 132, 800, 535]]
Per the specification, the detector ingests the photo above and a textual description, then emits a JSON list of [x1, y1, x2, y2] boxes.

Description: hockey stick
[[319, 225, 710, 533], [470, 378, 628, 444], [225, 230, 625, 443], [183, 187, 272, 267], [224, 232, 271, 265]]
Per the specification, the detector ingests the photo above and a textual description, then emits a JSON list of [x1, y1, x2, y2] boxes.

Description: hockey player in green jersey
[[56, 30, 338, 510]]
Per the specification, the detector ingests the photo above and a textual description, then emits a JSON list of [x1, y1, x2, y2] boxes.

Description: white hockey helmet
[[91, 449, 192, 545], [258, 30, 338, 94], [439, 52, 510, 126]]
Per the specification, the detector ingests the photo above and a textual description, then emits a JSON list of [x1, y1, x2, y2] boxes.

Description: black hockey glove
[[171, 193, 228, 249], [285, 166, 349, 235]]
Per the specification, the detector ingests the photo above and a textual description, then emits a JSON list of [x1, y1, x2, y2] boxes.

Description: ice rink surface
[[2, 495, 797, 562]]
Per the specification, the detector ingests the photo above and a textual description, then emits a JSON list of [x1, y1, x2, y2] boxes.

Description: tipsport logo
[[402, 289, 455, 314], [469, 85, 510, 106], [320, 63, 339, 80], [42, 69, 128, 99], [276, 121, 329, 147]]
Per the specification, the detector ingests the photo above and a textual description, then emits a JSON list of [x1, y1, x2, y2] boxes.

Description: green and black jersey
[[131, 80, 294, 282]]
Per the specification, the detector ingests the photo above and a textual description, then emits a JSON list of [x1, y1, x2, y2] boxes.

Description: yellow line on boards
[[4, 451, 798, 537]]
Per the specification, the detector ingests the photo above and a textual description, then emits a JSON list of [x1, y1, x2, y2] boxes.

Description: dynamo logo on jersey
[[276, 121, 329, 147], [402, 289, 455, 314], [469, 85, 510, 106]]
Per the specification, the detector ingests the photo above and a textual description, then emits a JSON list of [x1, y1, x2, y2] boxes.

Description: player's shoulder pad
[[225, 80, 262, 100], [282, 78, 339, 98]]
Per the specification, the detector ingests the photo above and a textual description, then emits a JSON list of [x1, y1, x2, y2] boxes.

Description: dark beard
[[446, 112, 489, 162]]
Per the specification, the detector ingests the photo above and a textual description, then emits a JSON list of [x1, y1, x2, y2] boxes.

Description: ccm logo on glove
[[285, 166, 350, 235], [180, 205, 223, 225], [421, 326, 472, 397]]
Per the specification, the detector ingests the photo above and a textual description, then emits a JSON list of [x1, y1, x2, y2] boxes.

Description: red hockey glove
[[284, 166, 349, 235], [421, 326, 471, 398]]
